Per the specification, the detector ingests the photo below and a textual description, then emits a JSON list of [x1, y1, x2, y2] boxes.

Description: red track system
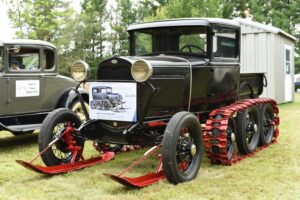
[[203, 98, 280, 165], [16, 98, 280, 188]]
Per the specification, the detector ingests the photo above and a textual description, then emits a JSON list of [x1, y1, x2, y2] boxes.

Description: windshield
[[0, 47, 3, 73], [131, 26, 208, 57]]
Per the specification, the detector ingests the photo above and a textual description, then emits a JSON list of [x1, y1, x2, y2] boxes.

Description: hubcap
[[231, 132, 236, 142], [253, 124, 258, 132], [190, 144, 197, 156]]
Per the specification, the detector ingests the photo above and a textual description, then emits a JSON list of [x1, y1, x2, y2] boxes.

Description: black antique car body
[[0, 39, 89, 135], [82, 18, 264, 144], [19, 18, 279, 187]]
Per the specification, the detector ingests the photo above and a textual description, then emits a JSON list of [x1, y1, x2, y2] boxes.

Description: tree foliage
[[6, 0, 300, 74], [7, 0, 74, 41]]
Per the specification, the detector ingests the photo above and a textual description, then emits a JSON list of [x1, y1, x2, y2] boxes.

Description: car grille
[[98, 65, 133, 80]]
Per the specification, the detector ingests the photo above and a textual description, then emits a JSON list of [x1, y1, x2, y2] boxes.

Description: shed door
[[284, 45, 292, 102]]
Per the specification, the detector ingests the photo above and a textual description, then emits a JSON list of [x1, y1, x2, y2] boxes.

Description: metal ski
[[16, 152, 114, 175], [104, 145, 166, 188], [16, 121, 115, 175]]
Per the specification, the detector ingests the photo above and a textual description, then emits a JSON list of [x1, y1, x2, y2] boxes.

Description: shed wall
[[239, 22, 294, 104]]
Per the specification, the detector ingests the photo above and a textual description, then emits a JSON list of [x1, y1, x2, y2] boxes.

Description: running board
[[104, 171, 165, 188], [16, 152, 115, 175]]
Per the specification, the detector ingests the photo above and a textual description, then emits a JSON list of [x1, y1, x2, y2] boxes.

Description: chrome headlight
[[131, 60, 153, 82], [71, 60, 90, 82]]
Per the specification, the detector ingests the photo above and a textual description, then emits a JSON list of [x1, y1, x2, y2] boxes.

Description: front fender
[[56, 87, 89, 109]]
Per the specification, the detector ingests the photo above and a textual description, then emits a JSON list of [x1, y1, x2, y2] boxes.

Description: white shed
[[234, 18, 297, 104]]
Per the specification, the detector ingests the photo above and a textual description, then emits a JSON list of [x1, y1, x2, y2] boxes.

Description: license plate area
[[89, 82, 137, 122]]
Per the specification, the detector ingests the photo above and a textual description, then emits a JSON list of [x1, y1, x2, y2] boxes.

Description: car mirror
[[71, 60, 90, 82]]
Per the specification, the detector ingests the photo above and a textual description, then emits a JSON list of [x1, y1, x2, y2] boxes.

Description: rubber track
[[203, 98, 280, 165]]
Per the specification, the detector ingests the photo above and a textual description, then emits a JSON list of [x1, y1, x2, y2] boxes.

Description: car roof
[[0, 39, 56, 49], [127, 18, 240, 31]]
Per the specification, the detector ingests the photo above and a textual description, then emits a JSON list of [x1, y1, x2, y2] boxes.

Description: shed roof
[[234, 18, 296, 41], [0, 39, 56, 48], [127, 18, 240, 31]]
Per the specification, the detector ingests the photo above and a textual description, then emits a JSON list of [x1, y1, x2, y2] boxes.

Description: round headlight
[[131, 60, 153, 82], [71, 60, 90, 82]]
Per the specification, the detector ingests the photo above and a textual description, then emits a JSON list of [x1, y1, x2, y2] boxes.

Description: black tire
[[259, 104, 275, 145], [39, 108, 84, 166], [235, 106, 260, 154], [162, 111, 203, 185]]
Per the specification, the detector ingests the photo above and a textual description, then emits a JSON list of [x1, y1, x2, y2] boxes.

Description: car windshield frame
[[129, 26, 209, 57]]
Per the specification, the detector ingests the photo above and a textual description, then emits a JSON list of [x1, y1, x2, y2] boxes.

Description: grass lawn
[[1, 94, 300, 200]]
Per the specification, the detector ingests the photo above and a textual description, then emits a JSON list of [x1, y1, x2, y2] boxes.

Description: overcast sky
[[0, 0, 85, 40], [0, 1, 14, 40]]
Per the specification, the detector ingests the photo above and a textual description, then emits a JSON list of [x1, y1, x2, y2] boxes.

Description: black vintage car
[[90, 86, 123, 110], [0, 40, 89, 135], [19, 18, 279, 187]]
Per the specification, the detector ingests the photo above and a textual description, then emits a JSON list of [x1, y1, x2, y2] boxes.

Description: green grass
[[1, 94, 300, 200]]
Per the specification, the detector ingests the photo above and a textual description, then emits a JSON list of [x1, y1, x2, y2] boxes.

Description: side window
[[9, 46, 40, 71], [285, 47, 291, 74], [43, 49, 55, 70], [135, 32, 152, 55], [0, 48, 3, 72], [213, 27, 238, 58]]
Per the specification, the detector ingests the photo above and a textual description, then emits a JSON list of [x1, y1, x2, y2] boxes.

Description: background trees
[[6, 0, 300, 74]]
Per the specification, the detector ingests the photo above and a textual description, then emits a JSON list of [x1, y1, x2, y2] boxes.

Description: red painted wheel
[[38, 108, 84, 166]]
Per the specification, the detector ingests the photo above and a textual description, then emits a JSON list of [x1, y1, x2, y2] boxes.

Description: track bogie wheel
[[259, 103, 275, 145], [39, 108, 84, 166], [235, 106, 260, 154], [162, 111, 203, 185]]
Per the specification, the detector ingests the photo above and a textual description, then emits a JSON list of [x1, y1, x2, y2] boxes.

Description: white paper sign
[[89, 82, 137, 122], [16, 80, 40, 97]]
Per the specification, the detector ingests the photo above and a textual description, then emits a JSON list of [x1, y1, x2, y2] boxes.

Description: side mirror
[[71, 60, 90, 82], [9, 45, 20, 53]]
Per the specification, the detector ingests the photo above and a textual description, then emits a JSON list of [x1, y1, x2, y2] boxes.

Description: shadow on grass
[[0, 132, 38, 151]]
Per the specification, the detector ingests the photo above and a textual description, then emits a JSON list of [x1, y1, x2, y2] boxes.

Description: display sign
[[16, 80, 40, 97], [89, 82, 137, 122]]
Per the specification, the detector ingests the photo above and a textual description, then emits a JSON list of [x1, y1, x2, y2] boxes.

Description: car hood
[[118, 55, 207, 67]]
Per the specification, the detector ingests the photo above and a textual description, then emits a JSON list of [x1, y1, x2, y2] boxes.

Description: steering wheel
[[180, 44, 206, 54]]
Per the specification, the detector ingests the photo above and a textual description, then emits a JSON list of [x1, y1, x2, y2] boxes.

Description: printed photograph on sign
[[16, 80, 40, 97], [89, 82, 137, 122]]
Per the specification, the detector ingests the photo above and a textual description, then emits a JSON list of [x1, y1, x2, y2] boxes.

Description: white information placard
[[89, 82, 137, 122], [16, 80, 40, 97]]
